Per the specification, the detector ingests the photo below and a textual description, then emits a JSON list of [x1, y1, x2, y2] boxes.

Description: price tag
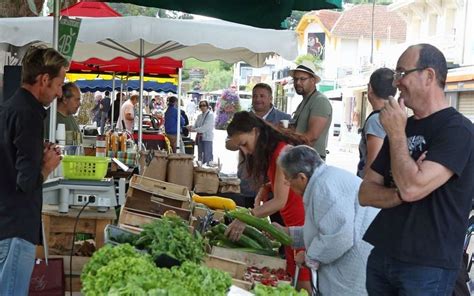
[[58, 17, 81, 62]]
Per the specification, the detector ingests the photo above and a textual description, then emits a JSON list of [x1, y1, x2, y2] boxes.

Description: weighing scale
[[43, 177, 126, 213]]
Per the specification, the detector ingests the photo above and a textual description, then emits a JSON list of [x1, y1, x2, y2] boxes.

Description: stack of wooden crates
[[118, 174, 192, 232]]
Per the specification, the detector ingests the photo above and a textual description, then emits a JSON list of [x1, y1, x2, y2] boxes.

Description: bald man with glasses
[[360, 43, 474, 295], [289, 60, 332, 160]]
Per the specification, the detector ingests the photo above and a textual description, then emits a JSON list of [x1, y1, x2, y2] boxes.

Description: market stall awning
[[0, 16, 298, 67], [69, 57, 182, 76], [101, 0, 342, 29], [59, 1, 121, 17], [66, 73, 177, 83], [75, 79, 177, 93]]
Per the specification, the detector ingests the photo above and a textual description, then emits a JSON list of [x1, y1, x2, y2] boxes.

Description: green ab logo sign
[[58, 17, 81, 62]]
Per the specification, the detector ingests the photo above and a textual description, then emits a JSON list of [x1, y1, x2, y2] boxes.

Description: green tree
[[1, 0, 44, 17], [283, 10, 306, 30], [76, 93, 96, 125], [108, 3, 193, 18], [184, 58, 231, 72], [201, 69, 233, 91]]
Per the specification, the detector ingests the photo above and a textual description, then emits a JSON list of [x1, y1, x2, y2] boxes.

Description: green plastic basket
[[62, 156, 109, 180]]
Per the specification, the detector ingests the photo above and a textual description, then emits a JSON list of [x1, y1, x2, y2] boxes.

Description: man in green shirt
[[290, 60, 332, 160], [44, 82, 82, 145]]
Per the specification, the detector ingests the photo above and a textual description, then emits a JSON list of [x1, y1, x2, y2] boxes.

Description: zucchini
[[243, 226, 273, 250], [227, 210, 293, 246], [271, 240, 282, 249], [212, 223, 263, 250], [213, 235, 240, 248]]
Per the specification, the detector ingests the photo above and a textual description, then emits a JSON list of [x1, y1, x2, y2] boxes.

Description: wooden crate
[[118, 207, 160, 230], [125, 175, 192, 217], [37, 205, 116, 257], [150, 198, 191, 220], [232, 278, 253, 291], [192, 206, 225, 221], [211, 246, 286, 269], [129, 174, 191, 207], [204, 255, 246, 279]]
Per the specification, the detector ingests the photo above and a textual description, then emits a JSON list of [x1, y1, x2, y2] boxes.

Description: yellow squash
[[192, 194, 237, 210]]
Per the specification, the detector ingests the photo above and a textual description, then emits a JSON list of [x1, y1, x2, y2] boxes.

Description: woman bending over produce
[[225, 111, 311, 293], [276, 145, 379, 295]]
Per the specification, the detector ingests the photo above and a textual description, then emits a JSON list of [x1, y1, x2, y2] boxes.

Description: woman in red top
[[225, 111, 311, 293]]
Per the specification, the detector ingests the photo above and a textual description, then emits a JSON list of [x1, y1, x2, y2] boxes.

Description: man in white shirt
[[116, 94, 138, 132]]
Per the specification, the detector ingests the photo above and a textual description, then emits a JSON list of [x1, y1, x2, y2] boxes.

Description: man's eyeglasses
[[393, 67, 426, 81], [199, 104, 207, 108], [293, 77, 310, 83]]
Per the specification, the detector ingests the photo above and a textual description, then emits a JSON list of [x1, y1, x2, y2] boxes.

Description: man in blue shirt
[[164, 96, 185, 152]]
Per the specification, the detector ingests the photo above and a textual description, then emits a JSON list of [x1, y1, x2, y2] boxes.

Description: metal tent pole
[[176, 68, 182, 153], [111, 72, 116, 128], [48, 0, 60, 144], [138, 39, 145, 150]]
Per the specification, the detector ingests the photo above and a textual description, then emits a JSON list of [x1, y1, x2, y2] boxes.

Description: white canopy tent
[[0, 16, 298, 150]]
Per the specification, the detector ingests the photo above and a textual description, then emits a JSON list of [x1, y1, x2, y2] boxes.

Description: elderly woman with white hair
[[276, 145, 379, 295]]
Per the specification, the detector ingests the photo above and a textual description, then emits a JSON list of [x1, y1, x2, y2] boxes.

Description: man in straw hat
[[289, 60, 332, 160]]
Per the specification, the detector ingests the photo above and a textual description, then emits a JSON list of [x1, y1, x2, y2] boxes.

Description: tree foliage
[[201, 69, 233, 91], [183, 58, 233, 91], [184, 58, 231, 73], [283, 10, 306, 30], [1, 0, 44, 17], [108, 3, 193, 18]]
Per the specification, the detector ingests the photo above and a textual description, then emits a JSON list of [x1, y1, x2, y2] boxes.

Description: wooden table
[[37, 205, 116, 257]]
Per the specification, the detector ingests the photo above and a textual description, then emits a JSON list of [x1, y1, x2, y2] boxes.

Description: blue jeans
[[366, 248, 458, 296], [0, 238, 36, 296], [197, 140, 213, 164]]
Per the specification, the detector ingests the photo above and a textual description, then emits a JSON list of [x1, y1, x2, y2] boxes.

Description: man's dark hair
[[253, 83, 272, 96], [168, 96, 177, 106], [21, 46, 68, 85], [105, 90, 110, 97], [58, 82, 78, 103], [416, 43, 447, 88], [369, 68, 397, 99]]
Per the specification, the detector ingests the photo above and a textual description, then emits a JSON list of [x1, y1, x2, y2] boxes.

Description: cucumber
[[271, 240, 281, 249], [227, 210, 293, 246], [243, 225, 273, 250], [212, 223, 263, 250], [213, 235, 240, 248]]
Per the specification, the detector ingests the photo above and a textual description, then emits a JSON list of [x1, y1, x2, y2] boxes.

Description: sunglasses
[[393, 67, 427, 81], [199, 104, 207, 107]]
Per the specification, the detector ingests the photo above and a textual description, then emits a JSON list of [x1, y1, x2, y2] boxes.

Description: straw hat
[[289, 60, 321, 83]]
